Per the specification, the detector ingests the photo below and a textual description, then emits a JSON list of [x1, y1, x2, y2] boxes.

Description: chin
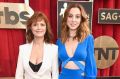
[[69, 26, 78, 29], [70, 28, 77, 30], [35, 35, 44, 38]]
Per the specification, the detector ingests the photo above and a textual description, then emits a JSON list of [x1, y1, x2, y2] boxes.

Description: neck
[[69, 29, 76, 38], [33, 37, 44, 45]]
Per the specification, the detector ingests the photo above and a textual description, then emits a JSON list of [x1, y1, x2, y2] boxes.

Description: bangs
[[33, 17, 43, 23]]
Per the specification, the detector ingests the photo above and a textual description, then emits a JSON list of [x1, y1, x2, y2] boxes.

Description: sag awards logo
[[0, 2, 34, 29], [94, 36, 119, 69], [98, 8, 120, 24]]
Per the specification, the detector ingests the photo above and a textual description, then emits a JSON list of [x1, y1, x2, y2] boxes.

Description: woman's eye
[[33, 24, 37, 26], [41, 23, 45, 26], [68, 15, 73, 18], [76, 15, 81, 19]]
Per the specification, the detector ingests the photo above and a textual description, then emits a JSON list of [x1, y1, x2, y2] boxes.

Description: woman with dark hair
[[56, 3, 97, 79], [15, 12, 58, 79]]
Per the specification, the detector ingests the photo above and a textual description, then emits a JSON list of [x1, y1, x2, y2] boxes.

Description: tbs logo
[[0, 3, 34, 29]]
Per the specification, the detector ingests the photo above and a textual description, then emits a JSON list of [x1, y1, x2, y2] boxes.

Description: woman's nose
[[72, 16, 76, 22], [37, 24, 41, 29]]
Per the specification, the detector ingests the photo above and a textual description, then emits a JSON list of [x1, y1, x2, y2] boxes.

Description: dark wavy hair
[[26, 12, 53, 43], [61, 3, 90, 43]]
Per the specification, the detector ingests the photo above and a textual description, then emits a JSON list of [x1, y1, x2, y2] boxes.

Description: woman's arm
[[15, 45, 24, 79], [51, 45, 59, 79], [85, 34, 97, 79]]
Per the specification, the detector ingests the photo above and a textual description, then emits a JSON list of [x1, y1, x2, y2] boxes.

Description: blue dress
[[56, 34, 97, 79]]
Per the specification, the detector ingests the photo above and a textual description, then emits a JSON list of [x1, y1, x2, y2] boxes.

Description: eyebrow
[[68, 13, 81, 16], [76, 14, 81, 16]]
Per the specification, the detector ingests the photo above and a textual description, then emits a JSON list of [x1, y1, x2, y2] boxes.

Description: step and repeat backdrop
[[0, 0, 120, 78]]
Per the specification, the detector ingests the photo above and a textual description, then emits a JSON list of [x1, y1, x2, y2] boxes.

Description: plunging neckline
[[64, 42, 79, 58], [28, 42, 45, 73]]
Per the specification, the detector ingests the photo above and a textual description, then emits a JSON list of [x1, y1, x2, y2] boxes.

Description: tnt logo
[[94, 36, 119, 69], [0, 3, 34, 29]]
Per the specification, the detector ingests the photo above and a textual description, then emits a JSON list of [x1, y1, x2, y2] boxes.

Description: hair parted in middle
[[61, 3, 90, 43]]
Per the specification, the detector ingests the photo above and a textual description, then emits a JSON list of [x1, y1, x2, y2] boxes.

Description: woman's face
[[31, 19, 46, 38], [67, 7, 81, 31]]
